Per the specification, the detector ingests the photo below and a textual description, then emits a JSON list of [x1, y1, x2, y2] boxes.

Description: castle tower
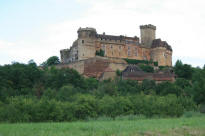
[[77, 27, 97, 60], [60, 49, 70, 63], [77, 27, 97, 39], [140, 24, 156, 48], [151, 39, 172, 66]]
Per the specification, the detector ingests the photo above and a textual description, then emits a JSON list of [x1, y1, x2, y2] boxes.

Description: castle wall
[[55, 60, 84, 74], [151, 47, 172, 66], [60, 25, 172, 67], [96, 40, 151, 61], [165, 50, 172, 66], [60, 49, 70, 63], [78, 44, 96, 60], [56, 56, 174, 82]]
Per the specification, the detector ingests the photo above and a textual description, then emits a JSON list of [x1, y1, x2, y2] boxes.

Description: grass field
[[0, 116, 205, 136]]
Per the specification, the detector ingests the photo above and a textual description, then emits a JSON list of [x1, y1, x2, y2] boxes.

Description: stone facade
[[122, 65, 175, 83], [60, 24, 172, 66], [56, 56, 128, 80], [55, 56, 175, 82]]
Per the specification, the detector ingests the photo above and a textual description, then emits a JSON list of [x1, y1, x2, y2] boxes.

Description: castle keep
[[59, 25, 174, 81], [60, 24, 172, 66]]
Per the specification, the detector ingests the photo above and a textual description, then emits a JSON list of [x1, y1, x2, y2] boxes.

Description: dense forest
[[0, 56, 204, 122]]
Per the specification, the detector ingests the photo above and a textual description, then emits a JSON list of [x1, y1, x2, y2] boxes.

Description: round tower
[[77, 27, 97, 39], [77, 27, 97, 61], [140, 24, 156, 48], [151, 39, 172, 66]]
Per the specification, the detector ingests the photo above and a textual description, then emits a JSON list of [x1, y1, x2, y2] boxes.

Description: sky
[[0, 0, 205, 67]]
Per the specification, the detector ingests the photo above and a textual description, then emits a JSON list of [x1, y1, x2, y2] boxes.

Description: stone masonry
[[60, 24, 172, 66], [59, 25, 174, 81]]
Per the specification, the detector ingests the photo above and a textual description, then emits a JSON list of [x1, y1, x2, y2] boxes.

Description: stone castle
[[59, 24, 174, 82], [60, 24, 172, 66]]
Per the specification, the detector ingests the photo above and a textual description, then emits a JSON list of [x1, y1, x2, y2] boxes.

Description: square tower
[[140, 24, 156, 48]]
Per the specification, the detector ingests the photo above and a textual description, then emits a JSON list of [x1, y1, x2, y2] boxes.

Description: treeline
[[0, 94, 196, 122], [0, 57, 204, 122]]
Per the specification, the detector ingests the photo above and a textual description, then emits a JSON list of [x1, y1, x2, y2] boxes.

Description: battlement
[[77, 27, 97, 33], [60, 49, 70, 53], [140, 24, 156, 30]]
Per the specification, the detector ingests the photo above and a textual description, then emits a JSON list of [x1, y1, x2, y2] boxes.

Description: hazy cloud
[[0, 0, 205, 67]]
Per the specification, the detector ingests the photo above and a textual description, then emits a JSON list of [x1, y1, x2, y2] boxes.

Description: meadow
[[0, 116, 205, 136]]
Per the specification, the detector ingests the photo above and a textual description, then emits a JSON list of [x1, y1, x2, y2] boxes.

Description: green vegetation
[[174, 60, 193, 79], [116, 69, 122, 76], [139, 64, 154, 73], [40, 56, 60, 67], [0, 56, 205, 123], [0, 94, 194, 122], [96, 49, 105, 57], [153, 61, 158, 66], [0, 116, 205, 136], [124, 58, 158, 66]]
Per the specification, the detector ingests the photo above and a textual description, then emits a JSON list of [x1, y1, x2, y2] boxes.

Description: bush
[[182, 111, 205, 118], [139, 64, 154, 73], [124, 58, 157, 66], [116, 69, 122, 76], [130, 94, 184, 117], [73, 94, 98, 120], [96, 49, 104, 57], [0, 93, 196, 123], [154, 62, 158, 66], [199, 104, 205, 113]]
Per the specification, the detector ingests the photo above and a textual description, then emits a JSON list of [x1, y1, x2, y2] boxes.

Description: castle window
[[119, 46, 121, 50], [128, 46, 131, 56], [128, 51, 131, 56], [111, 45, 113, 48], [163, 53, 167, 58], [135, 47, 138, 56], [82, 40, 84, 44], [101, 44, 105, 51]]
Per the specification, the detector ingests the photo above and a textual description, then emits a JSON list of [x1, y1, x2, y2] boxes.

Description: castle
[[59, 24, 174, 81], [60, 24, 172, 66]]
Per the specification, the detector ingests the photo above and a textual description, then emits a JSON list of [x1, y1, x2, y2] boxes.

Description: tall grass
[[0, 116, 205, 136]]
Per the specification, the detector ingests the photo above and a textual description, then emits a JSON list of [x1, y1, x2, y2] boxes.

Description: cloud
[[1, 0, 205, 67]]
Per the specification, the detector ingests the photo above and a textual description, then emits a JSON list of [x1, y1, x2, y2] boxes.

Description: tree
[[174, 60, 193, 79], [28, 59, 36, 66], [41, 56, 60, 67], [56, 85, 75, 101]]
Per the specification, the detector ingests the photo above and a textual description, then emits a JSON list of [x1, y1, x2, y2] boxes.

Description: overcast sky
[[0, 0, 205, 67]]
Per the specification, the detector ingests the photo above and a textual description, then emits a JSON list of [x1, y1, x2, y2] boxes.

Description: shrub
[[199, 104, 205, 113], [124, 58, 158, 66], [182, 111, 205, 118], [96, 49, 104, 57], [73, 94, 98, 120], [116, 69, 122, 76], [139, 64, 154, 73], [154, 61, 158, 66]]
